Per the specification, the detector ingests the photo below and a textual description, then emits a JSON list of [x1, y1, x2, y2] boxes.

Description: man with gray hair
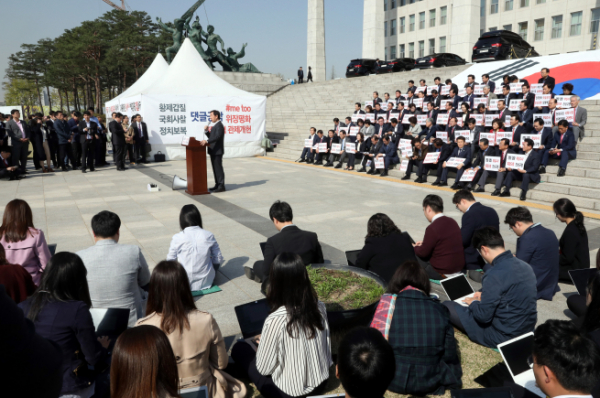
[[570, 96, 586, 141], [482, 85, 497, 108]]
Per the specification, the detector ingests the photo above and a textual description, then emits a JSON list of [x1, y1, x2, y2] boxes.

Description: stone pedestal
[[362, 0, 384, 60], [213, 72, 288, 96], [307, 0, 326, 82], [450, 0, 481, 61]]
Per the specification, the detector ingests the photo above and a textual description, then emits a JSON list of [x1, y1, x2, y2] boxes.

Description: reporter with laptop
[[443, 227, 537, 348], [232, 253, 332, 398]]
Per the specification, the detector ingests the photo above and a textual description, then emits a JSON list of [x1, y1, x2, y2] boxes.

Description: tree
[[2, 79, 39, 117]]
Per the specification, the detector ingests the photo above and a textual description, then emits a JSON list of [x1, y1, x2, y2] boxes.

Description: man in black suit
[[374, 117, 392, 137], [445, 79, 459, 97], [390, 118, 404, 143], [464, 74, 478, 89], [373, 91, 383, 105], [519, 84, 535, 110], [78, 111, 99, 173], [496, 99, 509, 123], [4, 109, 30, 174], [109, 113, 126, 170], [500, 138, 541, 200], [467, 137, 498, 191], [538, 67, 555, 92], [132, 114, 149, 164], [424, 101, 438, 121], [428, 138, 453, 185], [354, 103, 366, 115], [201, 110, 226, 192], [449, 88, 461, 110], [533, 118, 554, 174], [360, 135, 383, 173], [0, 148, 21, 180], [297, 67, 304, 84], [517, 101, 534, 132], [507, 114, 528, 151], [246, 201, 324, 286], [439, 136, 471, 189], [481, 73, 495, 93]]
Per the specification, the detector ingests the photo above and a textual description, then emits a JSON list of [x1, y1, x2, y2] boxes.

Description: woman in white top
[[167, 205, 224, 291], [406, 116, 422, 137], [231, 253, 333, 398]]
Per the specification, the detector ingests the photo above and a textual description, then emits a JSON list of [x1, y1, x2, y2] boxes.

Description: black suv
[[472, 30, 539, 62], [375, 58, 416, 74], [346, 59, 378, 78], [414, 53, 466, 69]]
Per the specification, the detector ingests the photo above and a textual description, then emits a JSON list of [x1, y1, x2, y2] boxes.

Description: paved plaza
[[2, 157, 599, 345]]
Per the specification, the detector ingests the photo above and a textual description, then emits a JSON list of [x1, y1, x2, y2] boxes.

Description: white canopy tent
[[104, 39, 266, 160]]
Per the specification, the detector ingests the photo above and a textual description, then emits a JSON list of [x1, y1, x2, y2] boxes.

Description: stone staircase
[[265, 68, 600, 212]]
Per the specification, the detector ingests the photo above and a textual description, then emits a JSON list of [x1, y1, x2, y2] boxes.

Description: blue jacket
[[553, 129, 576, 152], [379, 142, 400, 163], [516, 223, 560, 300], [18, 299, 108, 394], [54, 119, 71, 144], [537, 127, 554, 149], [456, 250, 538, 348], [68, 118, 80, 141], [461, 203, 500, 270], [448, 146, 471, 167]]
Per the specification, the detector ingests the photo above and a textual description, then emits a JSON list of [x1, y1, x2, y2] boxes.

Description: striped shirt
[[255, 301, 332, 397]]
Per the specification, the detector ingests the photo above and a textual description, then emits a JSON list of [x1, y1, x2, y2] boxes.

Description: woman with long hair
[[0, 199, 51, 285], [18, 252, 110, 398], [122, 115, 136, 165], [136, 261, 245, 397], [346, 131, 365, 171], [167, 205, 224, 291], [355, 214, 416, 283], [554, 198, 589, 283], [460, 103, 471, 126], [30, 113, 53, 173], [111, 325, 180, 398], [0, 242, 36, 303], [373, 261, 462, 395], [231, 253, 332, 398]]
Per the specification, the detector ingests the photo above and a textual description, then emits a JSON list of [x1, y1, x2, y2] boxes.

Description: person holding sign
[[333, 118, 346, 134], [361, 119, 375, 138], [507, 114, 527, 151], [354, 103, 366, 115], [465, 118, 482, 158], [309, 130, 325, 164], [372, 135, 399, 177], [297, 127, 317, 163], [532, 118, 554, 174], [421, 118, 438, 143], [462, 87, 475, 109], [374, 117, 392, 137], [402, 138, 429, 182], [373, 103, 386, 121], [373, 91, 383, 106], [406, 117, 422, 138], [500, 138, 541, 201], [439, 137, 471, 189], [413, 195, 465, 280], [481, 74, 495, 93], [449, 88, 461, 110], [519, 83, 535, 110], [361, 135, 383, 174], [347, 132, 366, 171], [466, 138, 498, 192], [444, 117, 458, 146], [389, 118, 404, 143], [430, 139, 453, 186], [517, 101, 534, 132], [548, 120, 577, 177], [325, 130, 348, 168], [538, 67, 555, 92]]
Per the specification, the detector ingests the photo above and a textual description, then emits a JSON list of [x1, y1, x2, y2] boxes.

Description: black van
[[472, 30, 539, 62], [376, 58, 416, 74], [346, 59, 378, 78]]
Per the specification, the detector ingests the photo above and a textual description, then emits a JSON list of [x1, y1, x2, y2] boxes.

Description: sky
[[0, 0, 365, 102]]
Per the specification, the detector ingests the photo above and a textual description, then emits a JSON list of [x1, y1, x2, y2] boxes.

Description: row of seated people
[[2, 197, 598, 398]]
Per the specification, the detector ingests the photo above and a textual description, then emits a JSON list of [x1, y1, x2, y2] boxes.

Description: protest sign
[[436, 113, 449, 125], [331, 143, 342, 154], [480, 132, 496, 146], [305, 139, 313, 148], [346, 143, 356, 154], [510, 82, 524, 93], [520, 134, 541, 149], [416, 115, 428, 125], [484, 156, 501, 171], [424, 152, 441, 164], [533, 113, 552, 127], [400, 159, 409, 172], [460, 169, 477, 182], [455, 130, 474, 143], [349, 126, 360, 136], [472, 114, 484, 127], [446, 157, 466, 168], [374, 157, 385, 169], [485, 114, 495, 127], [436, 131, 449, 143], [555, 108, 575, 123], [508, 99, 521, 111], [506, 153, 526, 169], [414, 98, 424, 109], [534, 94, 551, 107], [474, 85, 486, 95], [489, 99, 499, 111], [399, 139, 413, 157], [555, 95, 572, 108], [530, 83, 543, 95], [318, 143, 327, 152], [474, 97, 487, 108], [496, 131, 514, 144], [402, 114, 414, 124], [441, 85, 450, 95]]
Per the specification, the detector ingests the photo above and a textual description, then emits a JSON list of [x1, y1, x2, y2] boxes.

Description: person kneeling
[[443, 227, 538, 348]]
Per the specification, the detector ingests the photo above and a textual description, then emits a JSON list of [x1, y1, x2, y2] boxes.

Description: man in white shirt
[[530, 320, 600, 398]]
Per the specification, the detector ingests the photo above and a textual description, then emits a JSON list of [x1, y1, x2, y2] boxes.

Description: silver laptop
[[497, 333, 544, 398], [440, 274, 476, 307], [179, 386, 208, 398]]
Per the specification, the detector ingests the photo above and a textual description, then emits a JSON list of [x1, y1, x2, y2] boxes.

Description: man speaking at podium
[[201, 110, 225, 193]]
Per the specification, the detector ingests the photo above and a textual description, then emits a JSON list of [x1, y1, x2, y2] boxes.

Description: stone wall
[[214, 72, 289, 97]]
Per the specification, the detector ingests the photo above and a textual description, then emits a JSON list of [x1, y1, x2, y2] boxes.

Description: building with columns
[[365, 0, 599, 61]]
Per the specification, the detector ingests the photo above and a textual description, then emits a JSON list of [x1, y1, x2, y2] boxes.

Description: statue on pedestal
[[225, 44, 261, 73], [156, 0, 206, 63]]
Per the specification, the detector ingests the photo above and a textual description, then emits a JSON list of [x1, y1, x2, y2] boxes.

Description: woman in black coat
[[347, 131, 366, 171], [354, 213, 416, 283], [29, 113, 53, 172]]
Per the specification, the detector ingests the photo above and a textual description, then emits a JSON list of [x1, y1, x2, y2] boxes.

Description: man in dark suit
[[298, 127, 317, 163], [373, 103, 386, 120], [467, 138, 498, 191], [424, 102, 438, 121], [429, 138, 453, 185], [532, 118, 554, 174], [421, 118, 438, 143], [464, 75, 478, 89], [201, 110, 226, 192], [389, 118, 404, 143], [354, 103, 366, 115], [54, 111, 75, 171], [4, 109, 30, 174], [68, 111, 82, 169], [498, 85, 516, 105], [429, 90, 442, 109], [311, 129, 327, 164], [548, 120, 577, 177], [517, 101, 534, 132], [374, 117, 392, 137], [403, 138, 429, 182], [481, 73, 495, 93], [496, 100, 509, 123], [462, 86, 475, 109], [78, 111, 99, 173], [373, 135, 399, 177], [361, 135, 383, 173], [500, 138, 541, 200], [449, 88, 461, 110], [297, 66, 304, 84], [0, 148, 21, 180], [453, 190, 500, 282], [538, 67, 555, 92], [507, 114, 528, 151], [132, 114, 149, 164], [109, 113, 127, 171], [439, 136, 471, 189], [519, 84, 535, 110], [373, 91, 383, 105], [246, 201, 323, 285], [322, 129, 339, 166]]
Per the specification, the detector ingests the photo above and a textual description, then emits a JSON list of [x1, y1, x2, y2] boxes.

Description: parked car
[[414, 53, 467, 69], [472, 30, 539, 62], [375, 58, 416, 74], [346, 59, 378, 78]]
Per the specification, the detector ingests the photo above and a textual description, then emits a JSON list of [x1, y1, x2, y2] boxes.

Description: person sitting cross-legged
[[443, 227, 537, 348], [548, 119, 577, 177], [505, 206, 560, 301], [499, 138, 541, 201], [336, 327, 396, 398], [371, 135, 399, 177], [439, 136, 471, 189]]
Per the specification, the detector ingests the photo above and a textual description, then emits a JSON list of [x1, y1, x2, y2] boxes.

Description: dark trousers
[[503, 171, 539, 192], [231, 342, 327, 398], [126, 143, 135, 163], [95, 134, 107, 166], [0, 168, 19, 180], [134, 140, 147, 163], [405, 159, 424, 178], [32, 140, 40, 169], [58, 143, 75, 169], [441, 166, 467, 184], [81, 140, 96, 171], [347, 153, 362, 168], [298, 77, 303, 84], [549, 150, 576, 169], [252, 260, 268, 283], [48, 138, 59, 167], [11, 144, 28, 173], [210, 154, 225, 187], [442, 301, 467, 335], [71, 141, 82, 167], [300, 147, 310, 160], [113, 144, 126, 169], [416, 256, 444, 280]]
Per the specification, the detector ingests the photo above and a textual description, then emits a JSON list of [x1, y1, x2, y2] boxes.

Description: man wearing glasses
[[442, 227, 537, 348]]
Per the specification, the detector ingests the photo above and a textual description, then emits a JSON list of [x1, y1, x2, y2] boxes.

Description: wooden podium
[[182, 137, 210, 195]]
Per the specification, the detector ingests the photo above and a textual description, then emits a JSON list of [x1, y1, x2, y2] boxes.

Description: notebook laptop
[[89, 308, 129, 338], [569, 268, 598, 296], [451, 387, 514, 398], [234, 299, 270, 351], [179, 386, 208, 398], [497, 333, 545, 398], [440, 274, 476, 307]]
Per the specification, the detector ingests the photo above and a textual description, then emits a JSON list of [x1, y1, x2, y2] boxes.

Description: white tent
[[104, 39, 266, 160]]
